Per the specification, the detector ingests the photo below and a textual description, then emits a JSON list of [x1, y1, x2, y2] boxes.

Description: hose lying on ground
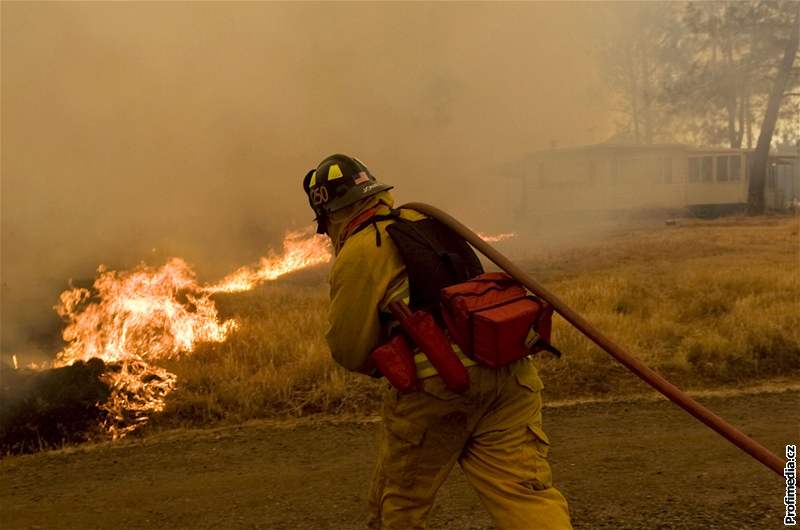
[[403, 202, 784, 478]]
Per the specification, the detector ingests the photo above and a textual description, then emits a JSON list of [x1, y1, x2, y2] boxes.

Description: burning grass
[[157, 283, 378, 426], [152, 215, 799, 429], [3, 215, 796, 450], [45, 229, 332, 438]]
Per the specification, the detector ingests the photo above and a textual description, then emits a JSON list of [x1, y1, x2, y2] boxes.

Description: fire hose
[[402, 202, 784, 477]]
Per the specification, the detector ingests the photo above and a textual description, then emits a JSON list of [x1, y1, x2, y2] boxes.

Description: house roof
[[500, 141, 794, 178], [524, 142, 756, 158]]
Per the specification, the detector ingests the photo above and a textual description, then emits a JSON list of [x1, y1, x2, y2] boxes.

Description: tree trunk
[[726, 95, 738, 147], [725, 39, 739, 147], [735, 88, 745, 149], [746, 91, 753, 149], [748, 4, 800, 214]]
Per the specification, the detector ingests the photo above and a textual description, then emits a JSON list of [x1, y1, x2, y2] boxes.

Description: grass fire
[[7, 215, 796, 453], [1, 229, 332, 450], [3, 227, 530, 450], [2, 2, 799, 528]]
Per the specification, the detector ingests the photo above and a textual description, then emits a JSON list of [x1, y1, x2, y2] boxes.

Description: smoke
[[2, 2, 615, 360]]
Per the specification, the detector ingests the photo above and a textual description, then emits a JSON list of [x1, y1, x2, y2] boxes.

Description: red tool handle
[[388, 300, 470, 393]]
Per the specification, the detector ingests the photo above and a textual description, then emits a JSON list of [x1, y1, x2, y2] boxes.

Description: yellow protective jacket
[[325, 193, 477, 376], [325, 198, 423, 374]]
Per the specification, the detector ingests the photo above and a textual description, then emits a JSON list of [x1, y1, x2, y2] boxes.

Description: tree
[[601, 3, 687, 144], [668, 3, 770, 148], [602, 1, 800, 154], [748, 2, 799, 214]]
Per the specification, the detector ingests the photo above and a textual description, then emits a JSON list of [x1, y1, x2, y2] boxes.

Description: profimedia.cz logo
[[787, 444, 797, 526]]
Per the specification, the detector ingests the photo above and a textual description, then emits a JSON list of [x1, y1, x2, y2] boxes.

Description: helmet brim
[[311, 183, 393, 234], [326, 182, 394, 214]]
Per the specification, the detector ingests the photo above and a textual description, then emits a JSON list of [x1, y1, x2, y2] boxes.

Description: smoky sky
[[1, 2, 614, 358]]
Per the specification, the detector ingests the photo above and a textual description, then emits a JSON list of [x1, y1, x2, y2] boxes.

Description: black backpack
[[349, 209, 484, 316]]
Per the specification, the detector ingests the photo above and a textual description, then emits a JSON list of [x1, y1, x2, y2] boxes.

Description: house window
[[689, 158, 700, 183], [701, 156, 713, 182], [716, 156, 729, 181], [662, 157, 672, 184], [729, 156, 741, 181]]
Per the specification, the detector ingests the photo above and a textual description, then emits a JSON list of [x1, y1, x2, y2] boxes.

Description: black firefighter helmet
[[302, 154, 393, 233]]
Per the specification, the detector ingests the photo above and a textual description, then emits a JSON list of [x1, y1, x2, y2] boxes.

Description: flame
[[206, 230, 332, 294], [55, 258, 237, 367], [476, 231, 517, 243], [52, 228, 332, 438], [42, 222, 511, 438], [99, 360, 177, 437], [23, 360, 51, 371], [12, 355, 18, 370]]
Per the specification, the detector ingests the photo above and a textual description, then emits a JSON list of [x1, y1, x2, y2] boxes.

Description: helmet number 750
[[311, 186, 329, 206]]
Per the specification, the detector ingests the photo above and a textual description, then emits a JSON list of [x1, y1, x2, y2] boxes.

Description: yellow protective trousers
[[368, 358, 573, 530]]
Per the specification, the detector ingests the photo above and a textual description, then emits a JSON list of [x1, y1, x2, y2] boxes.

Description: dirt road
[[1, 389, 796, 530]]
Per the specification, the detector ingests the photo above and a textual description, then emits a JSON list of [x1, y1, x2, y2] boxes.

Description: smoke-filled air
[[3, 2, 614, 360], [1, 2, 799, 528]]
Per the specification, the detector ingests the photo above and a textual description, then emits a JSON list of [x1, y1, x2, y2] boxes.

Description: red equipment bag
[[440, 272, 558, 368], [369, 333, 419, 393]]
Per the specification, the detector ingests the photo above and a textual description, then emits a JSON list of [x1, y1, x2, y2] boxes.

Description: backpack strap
[[344, 208, 483, 314], [345, 208, 401, 247]]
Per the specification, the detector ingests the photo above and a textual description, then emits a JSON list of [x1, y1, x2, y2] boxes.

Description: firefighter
[[303, 154, 573, 530]]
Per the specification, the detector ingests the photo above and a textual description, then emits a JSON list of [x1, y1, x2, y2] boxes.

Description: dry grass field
[[155, 215, 800, 429]]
